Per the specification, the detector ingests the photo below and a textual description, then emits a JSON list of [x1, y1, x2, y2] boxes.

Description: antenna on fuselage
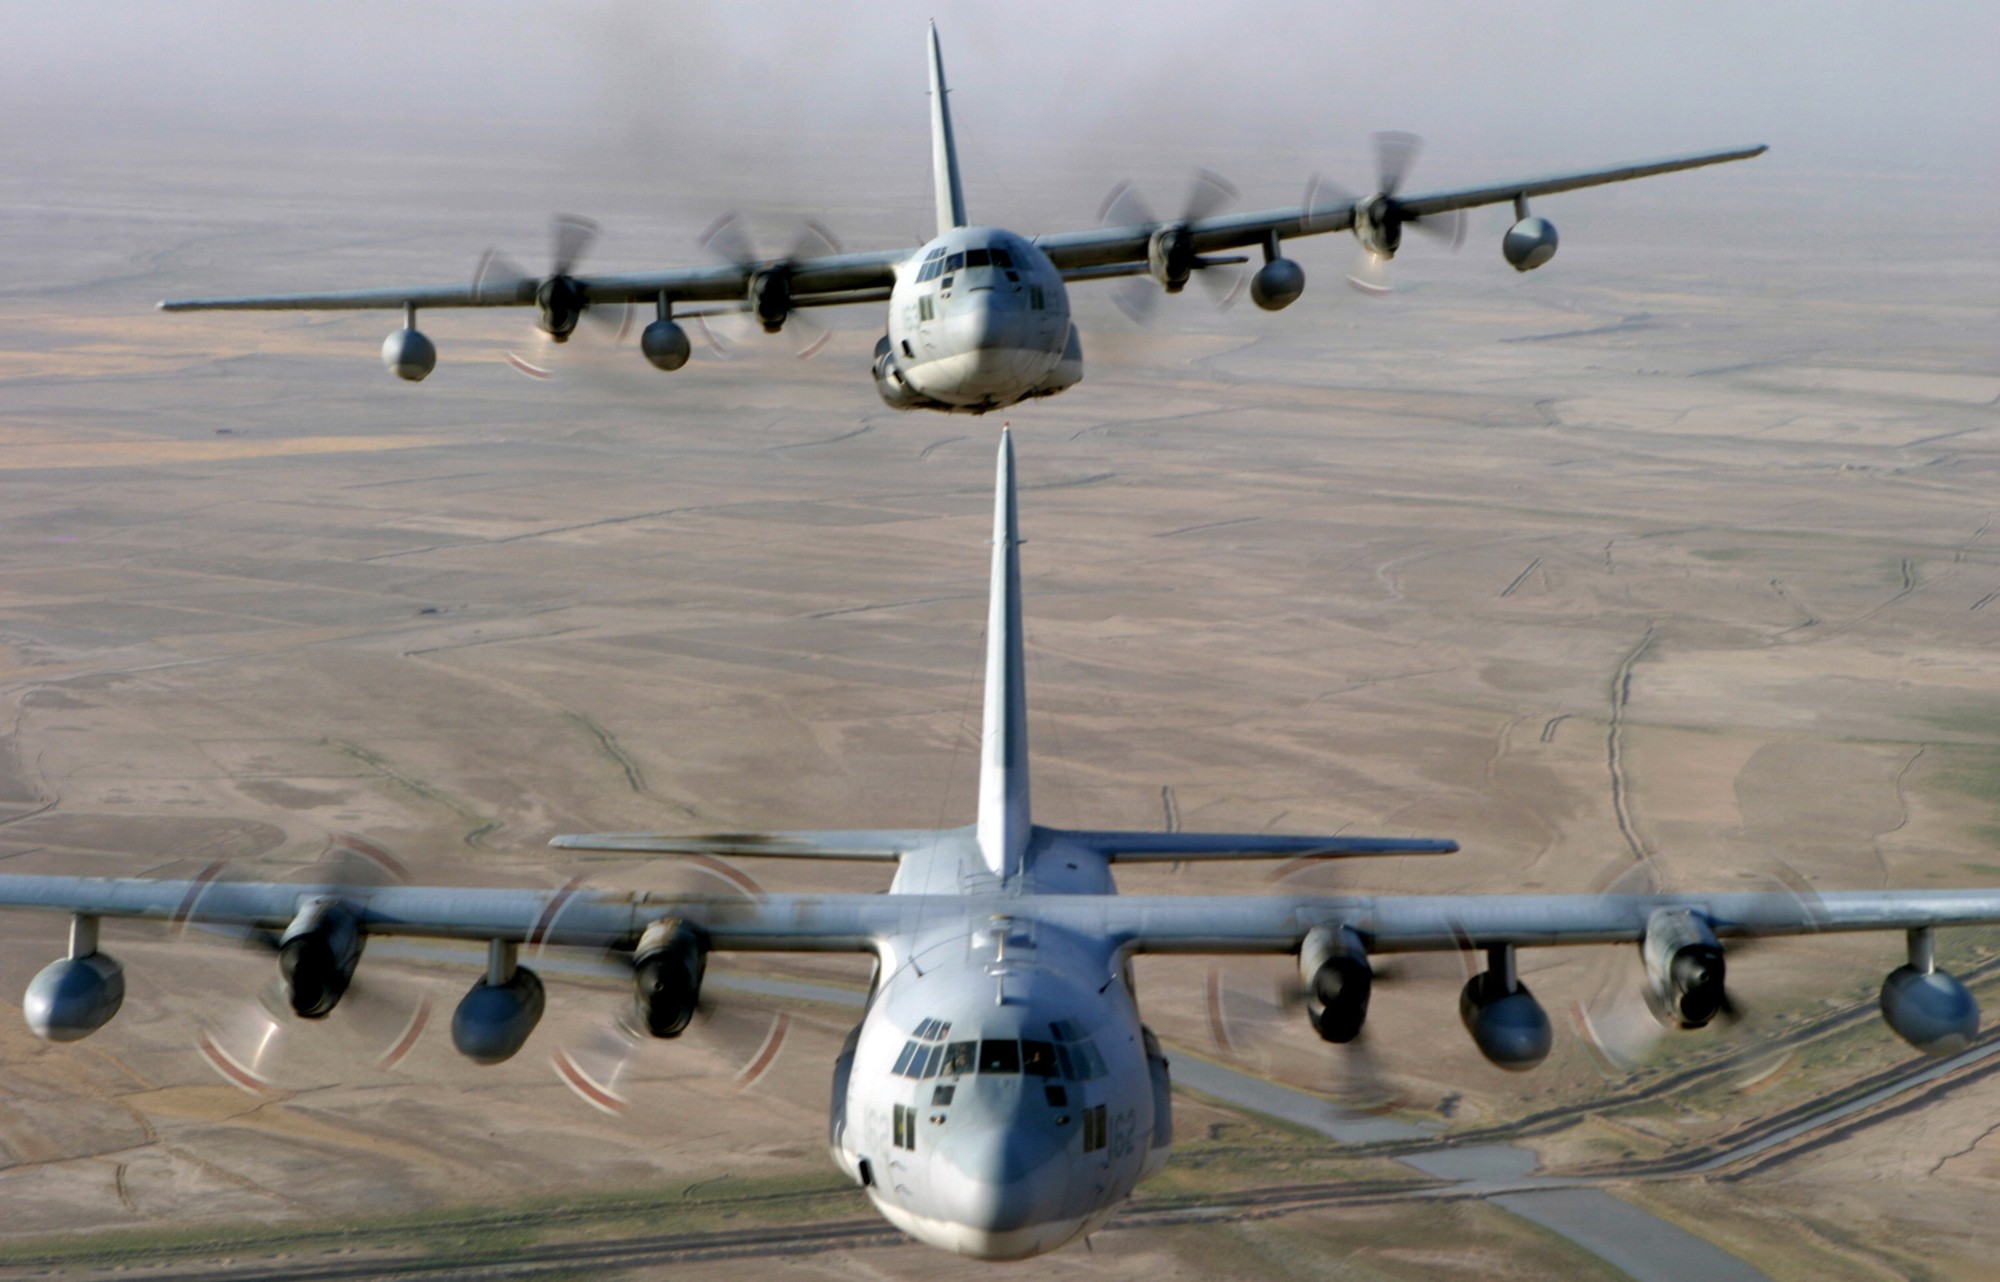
[[976, 428, 1030, 879], [928, 21, 969, 236]]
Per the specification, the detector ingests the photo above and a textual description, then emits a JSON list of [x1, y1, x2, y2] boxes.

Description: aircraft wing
[[5, 874, 1997, 957], [1388, 145, 1770, 220], [1031, 144, 1767, 272], [158, 250, 907, 314], [0, 874, 918, 952], [1087, 889, 2000, 954]]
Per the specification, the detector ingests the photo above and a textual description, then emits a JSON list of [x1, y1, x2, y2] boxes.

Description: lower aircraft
[[2, 431, 1995, 1258], [159, 24, 1764, 414]]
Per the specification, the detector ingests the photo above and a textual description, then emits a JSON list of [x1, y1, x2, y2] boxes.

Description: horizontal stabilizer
[[1055, 830, 1457, 862], [549, 829, 938, 860]]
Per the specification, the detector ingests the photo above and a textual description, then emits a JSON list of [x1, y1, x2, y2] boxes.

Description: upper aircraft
[[1, 431, 1994, 1259], [160, 24, 1765, 414]]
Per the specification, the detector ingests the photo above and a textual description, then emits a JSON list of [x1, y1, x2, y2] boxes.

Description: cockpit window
[[901, 1031, 1102, 1080], [965, 248, 992, 268], [914, 1018, 952, 1041], [991, 248, 1014, 268], [945, 252, 965, 272], [942, 1040, 978, 1076], [1049, 1019, 1085, 1042], [978, 1039, 1021, 1073]]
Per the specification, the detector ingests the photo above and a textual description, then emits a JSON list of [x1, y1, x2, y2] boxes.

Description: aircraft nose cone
[[964, 293, 1028, 350], [932, 1122, 1065, 1246]]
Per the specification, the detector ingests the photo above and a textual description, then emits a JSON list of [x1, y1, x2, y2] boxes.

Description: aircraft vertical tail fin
[[976, 429, 1030, 877], [928, 22, 968, 236]]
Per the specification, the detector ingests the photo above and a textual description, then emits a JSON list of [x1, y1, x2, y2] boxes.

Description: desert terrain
[[0, 121, 1997, 1281]]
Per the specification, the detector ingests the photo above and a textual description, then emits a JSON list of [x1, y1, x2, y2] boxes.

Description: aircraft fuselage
[[829, 840, 1167, 1259], [876, 227, 1081, 414]]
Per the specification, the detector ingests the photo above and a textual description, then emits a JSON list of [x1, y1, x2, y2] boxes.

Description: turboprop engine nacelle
[[1354, 196, 1402, 260], [536, 275, 586, 341], [1502, 216, 1559, 271], [1147, 225, 1196, 292], [452, 944, 546, 1065], [1880, 930, 1979, 1055], [1459, 947, 1551, 1070], [278, 897, 363, 1019], [1641, 908, 1727, 1029], [1299, 924, 1372, 1043], [632, 917, 708, 1038]]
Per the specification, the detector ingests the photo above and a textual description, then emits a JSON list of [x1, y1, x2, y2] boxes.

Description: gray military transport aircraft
[[2, 431, 1998, 1259], [160, 24, 1765, 414]]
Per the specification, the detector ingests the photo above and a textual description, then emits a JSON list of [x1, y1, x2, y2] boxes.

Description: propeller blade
[[471, 249, 535, 304], [787, 217, 844, 262], [1572, 975, 1669, 1075], [551, 213, 599, 278], [1346, 248, 1394, 296], [1205, 959, 1407, 1113], [553, 1015, 644, 1114], [790, 312, 834, 360], [506, 334, 557, 380], [583, 298, 634, 343], [1197, 263, 1247, 311], [1096, 180, 1156, 230], [1301, 174, 1357, 234], [698, 210, 759, 268], [1110, 278, 1160, 324], [1325, 1030, 1404, 1114], [688, 311, 739, 360], [1181, 167, 1240, 224], [1374, 131, 1422, 197], [1411, 208, 1467, 250]]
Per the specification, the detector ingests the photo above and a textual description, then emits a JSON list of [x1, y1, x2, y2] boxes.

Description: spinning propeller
[[1306, 133, 1466, 297], [1096, 169, 1250, 322], [689, 213, 845, 359], [189, 837, 435, 1093], [549, 855, 792, 1114], [1202, 855, 1476, 1112], [472, 215, 634, 380], [1570, 859, 1824, 1076]]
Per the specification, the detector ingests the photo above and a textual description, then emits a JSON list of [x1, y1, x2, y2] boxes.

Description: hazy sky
[[9, 2, 1992, 177]]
